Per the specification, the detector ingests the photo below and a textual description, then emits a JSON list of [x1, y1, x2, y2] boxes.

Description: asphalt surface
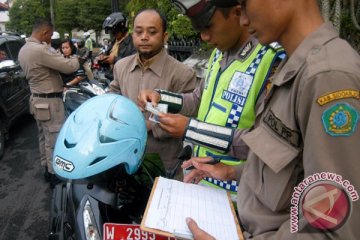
[[0, 114, 51, 240]]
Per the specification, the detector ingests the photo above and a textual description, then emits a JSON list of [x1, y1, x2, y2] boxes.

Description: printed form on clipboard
[[140, 177, 243, 240]]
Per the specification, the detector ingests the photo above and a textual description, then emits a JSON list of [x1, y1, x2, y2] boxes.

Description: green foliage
[[6, 0, 47, 35], [55, 0, 111, 35], [54, 0, 79, 34], [126, 0, 196, 38], [340, 8, 360, 50], [171, 14, 197, 38], [76, 0, 112, 32]]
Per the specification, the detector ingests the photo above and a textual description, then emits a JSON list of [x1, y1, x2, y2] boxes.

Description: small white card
[[145, 102, 168, 123]]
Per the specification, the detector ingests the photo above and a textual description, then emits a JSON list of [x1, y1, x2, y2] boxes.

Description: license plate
[[103, 223, 175, 240]]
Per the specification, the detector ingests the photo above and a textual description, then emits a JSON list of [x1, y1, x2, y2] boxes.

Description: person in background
[[102, 39, 110, 53], [60, 39, 86, 86], [98, 12, 136, 70], [109, 8, 197, 178], [0, 49, 8, 62], [50, 31, 61, 53], [138, 0, 284, 196], [184, 0, 360, 239], [84, 31, 93, 65], [77, 39, 94, 80], [64, 33, 70, 40], [18, 18, 79, 189]]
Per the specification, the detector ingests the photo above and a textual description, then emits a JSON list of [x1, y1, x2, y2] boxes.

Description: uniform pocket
[[242, 124, 302, 211], [34, 103, 50, 121]]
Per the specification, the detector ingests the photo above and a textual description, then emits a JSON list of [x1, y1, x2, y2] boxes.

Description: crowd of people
[[18, 0, 359, 239]]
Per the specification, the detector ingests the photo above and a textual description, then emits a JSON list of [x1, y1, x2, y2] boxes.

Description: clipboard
[[140, 177, 244, 240]]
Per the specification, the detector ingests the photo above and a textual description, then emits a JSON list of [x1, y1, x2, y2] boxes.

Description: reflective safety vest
[[195, 41, 285, 193]]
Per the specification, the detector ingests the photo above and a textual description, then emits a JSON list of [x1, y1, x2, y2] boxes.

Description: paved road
[[0, 114, 51, 240]]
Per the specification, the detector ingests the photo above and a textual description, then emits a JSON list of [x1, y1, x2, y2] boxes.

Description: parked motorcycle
[[63, 79, 106, 116], [48, 94, 190, 240], [92, 50, 113, 87]]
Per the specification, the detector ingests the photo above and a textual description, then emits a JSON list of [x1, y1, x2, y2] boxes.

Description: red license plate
[[103, 223, 175, 240]]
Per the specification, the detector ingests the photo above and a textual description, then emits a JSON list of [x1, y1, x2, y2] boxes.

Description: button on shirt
[[110, 48, 197, 170]]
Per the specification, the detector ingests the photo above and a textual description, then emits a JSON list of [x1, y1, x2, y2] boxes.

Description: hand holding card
[[145, 102, 168, 123]]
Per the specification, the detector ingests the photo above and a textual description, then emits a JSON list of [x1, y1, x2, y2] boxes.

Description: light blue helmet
[[53, 94, 147, 179]]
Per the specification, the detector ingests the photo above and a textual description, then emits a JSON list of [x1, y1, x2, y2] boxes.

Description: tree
[[125, 0, 196, 38], [54, 0, 111, 40], [171, 14, 197, 39], [6, 0, 47, 35], [54, 0, 79, 34], [76, 0, 112, 32], [319, 0, 360, 51]]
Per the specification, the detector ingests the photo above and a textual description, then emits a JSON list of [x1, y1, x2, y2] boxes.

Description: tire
[[0, 120, 5, 159]]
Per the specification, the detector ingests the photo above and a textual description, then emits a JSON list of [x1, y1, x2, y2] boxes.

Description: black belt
[[32, 92, 63, 98]]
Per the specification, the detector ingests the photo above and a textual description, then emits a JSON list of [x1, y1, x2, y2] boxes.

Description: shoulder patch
[[239, 41, 254, 60], [322, 103, 359, 137], [317, 90, 360, 106], [269, 42, 283, 51]]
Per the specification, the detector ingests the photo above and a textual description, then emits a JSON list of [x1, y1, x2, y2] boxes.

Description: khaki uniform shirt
[[237, 23, 360, 239], [19, 37, 79, 94], [110, 49, 197, 170]]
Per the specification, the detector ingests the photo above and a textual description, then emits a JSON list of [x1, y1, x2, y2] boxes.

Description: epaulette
[[269, 42, 283, 51], [238, 40, 255, 61]]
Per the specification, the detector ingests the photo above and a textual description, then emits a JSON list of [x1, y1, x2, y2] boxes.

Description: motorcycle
[[92, 50, 113, 88], [48, 94, 192, 240], [63, 79, 106, 116]]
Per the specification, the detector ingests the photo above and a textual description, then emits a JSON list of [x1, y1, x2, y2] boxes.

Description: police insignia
[[239, 41, 254, 61], [322, 103, 359, 136]]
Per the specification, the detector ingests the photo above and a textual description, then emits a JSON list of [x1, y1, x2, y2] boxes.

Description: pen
[[184, 157, 221, 171]]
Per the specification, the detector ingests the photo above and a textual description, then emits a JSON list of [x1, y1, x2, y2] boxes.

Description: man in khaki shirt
[[183, 0, 360, 239], [19, 18, 79, 188], [109, 9, 197, 176]]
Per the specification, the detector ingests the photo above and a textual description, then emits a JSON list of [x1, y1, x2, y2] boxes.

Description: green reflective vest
[[195, 41, 284, 192]]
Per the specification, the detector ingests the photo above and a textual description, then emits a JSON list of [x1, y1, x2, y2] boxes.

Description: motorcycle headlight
[[83, 200, 100, 240]]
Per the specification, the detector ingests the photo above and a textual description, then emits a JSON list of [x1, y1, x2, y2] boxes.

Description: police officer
[[184, 0, 360, 239], [84, 31, 93, 65], [138, 0, 284, 196], [19, 18, 79, 188]]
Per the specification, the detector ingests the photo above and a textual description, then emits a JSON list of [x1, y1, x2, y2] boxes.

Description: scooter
[[63, 79, 106, 116], [48, 94, 192, 240], [92, 50, 113, 88]]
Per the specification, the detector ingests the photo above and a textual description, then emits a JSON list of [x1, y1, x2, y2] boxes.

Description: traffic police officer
[[19, 18, 79, 188], [138, 0, 284, 196], [184, 0, 360, 239]]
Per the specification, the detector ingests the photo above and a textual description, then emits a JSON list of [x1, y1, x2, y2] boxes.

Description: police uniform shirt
[[19, 37, 79, 94], [237, 22, 360, 239]]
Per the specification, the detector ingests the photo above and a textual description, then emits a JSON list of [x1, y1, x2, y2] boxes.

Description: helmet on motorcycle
[[103, 12, 128, 34], [53, 94, 147, 179], [171, 0, 239, 31]]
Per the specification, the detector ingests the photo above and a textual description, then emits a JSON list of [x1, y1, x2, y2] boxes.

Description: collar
[[130, 48, 167, 77], [27, 37, 42, 44], [220, 36, 258, 68], [273, 22, 338, 86]]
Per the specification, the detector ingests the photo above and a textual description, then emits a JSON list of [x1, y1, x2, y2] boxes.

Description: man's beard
[[139, 47, 162, 60]]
